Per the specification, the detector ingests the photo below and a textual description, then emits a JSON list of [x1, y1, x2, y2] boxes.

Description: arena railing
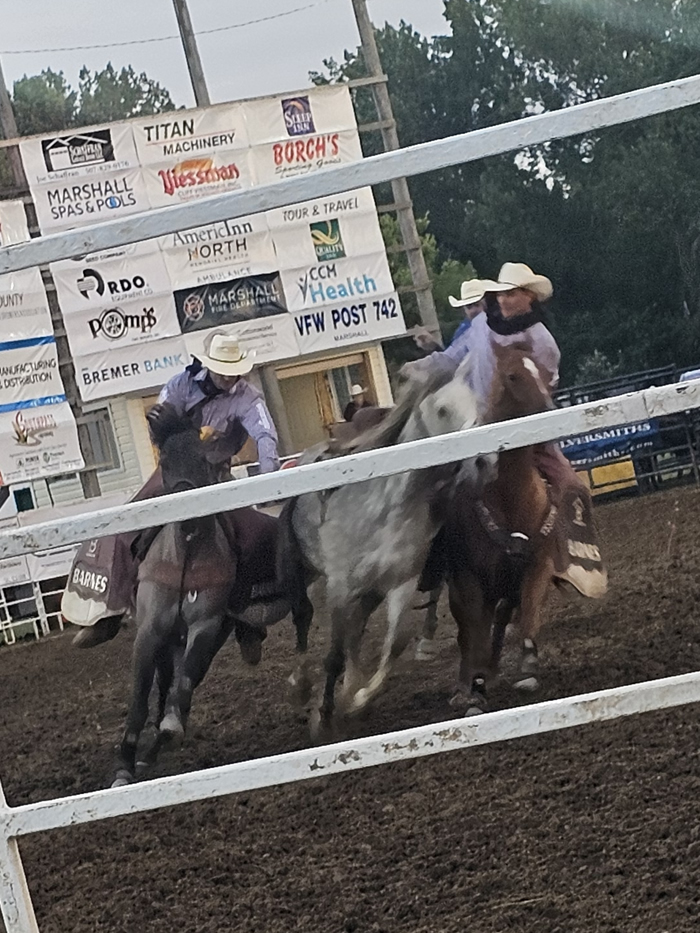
[[3, 72, 700, 933]]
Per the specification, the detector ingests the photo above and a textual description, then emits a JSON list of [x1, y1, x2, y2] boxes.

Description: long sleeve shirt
[[158, 369, 280, 473], [408, 312, 560, 407]]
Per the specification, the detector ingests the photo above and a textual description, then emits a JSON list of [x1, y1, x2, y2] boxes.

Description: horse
[[113, 406, 312, 786], [439, 342, 561, 713], [278, 357, 494, 735]]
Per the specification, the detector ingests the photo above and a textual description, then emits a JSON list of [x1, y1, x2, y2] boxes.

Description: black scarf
[[485, 299, 543, 336]]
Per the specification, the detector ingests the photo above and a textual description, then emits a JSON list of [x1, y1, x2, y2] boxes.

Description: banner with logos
[[0, 336, 65, 405], [291, 291, 406, 355], [0, 401, 84, 486], [160, 213, 277, 287], [19, 86, 406, 401], [75, 336, 188, 401], [272, 211, 387, 269], [243, 86, 358, 146], [280, 253, 396, 315], [0, 199, 31, 246], [0, 269, 54, 340], [174, 273, 287, 334]]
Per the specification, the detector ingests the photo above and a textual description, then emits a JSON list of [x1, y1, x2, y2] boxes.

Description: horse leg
[[348, 577, 419, 714], [513, 558, 553, 692], [135, 642, 177, 775], [288, 588, 315, 712], [112, 626, 160, 787], [414, 585, 443, 662], [175, 615, 232, 735], [448, 572, 493, 714]]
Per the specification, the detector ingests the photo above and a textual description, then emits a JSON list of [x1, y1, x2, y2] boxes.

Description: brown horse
[[443, 342, 560, 713]]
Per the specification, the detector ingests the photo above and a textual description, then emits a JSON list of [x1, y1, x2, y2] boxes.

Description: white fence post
[[0, 783, 40, 933]]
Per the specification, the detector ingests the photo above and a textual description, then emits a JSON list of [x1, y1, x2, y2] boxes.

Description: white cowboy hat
[[350, 384, 366, 396], [448, 279, 487, 308], [199, 332, 255, 376], [478, 262, 553, 301]]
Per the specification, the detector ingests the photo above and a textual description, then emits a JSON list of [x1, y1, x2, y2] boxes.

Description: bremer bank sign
[[76, 336, 189, 401]]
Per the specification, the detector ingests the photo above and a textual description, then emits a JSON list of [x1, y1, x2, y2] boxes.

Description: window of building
[[81, 406, 121, 472]]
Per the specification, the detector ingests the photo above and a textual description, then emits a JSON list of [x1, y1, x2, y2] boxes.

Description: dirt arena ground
[[3, 485, 700, 932]]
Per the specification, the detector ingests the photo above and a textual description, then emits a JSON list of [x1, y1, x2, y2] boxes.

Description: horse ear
[[453, 353, 473, 383], [146, 403, 189, 449]]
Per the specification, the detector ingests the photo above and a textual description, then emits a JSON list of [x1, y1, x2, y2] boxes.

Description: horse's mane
[[146, 403, 198, 453], [347, 368, 454, 453]]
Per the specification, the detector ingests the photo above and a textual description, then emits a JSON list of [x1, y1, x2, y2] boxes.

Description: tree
[[11, 64, 175, 137]]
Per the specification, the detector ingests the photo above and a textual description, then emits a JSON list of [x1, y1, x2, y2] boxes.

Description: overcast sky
[[0, 0, 451, 107]]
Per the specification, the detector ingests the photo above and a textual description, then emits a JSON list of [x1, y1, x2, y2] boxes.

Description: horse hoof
[[513, 675, 539, 693], [111, 770, 133, 788], [414, 637, 438, 662], [160, 713, 185, 744], [449, 689, 488, 714]]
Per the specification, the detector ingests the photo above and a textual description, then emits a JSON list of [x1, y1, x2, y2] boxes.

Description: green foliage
[[11, 64, 175, 136], [314, 0, 700, 385]]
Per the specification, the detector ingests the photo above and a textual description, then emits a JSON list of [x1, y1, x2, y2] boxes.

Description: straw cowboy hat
[[448, 279, 488, 308], [200, 332, 255, 376], [350, 384, 366, 396], [449, 263, 553, 307]]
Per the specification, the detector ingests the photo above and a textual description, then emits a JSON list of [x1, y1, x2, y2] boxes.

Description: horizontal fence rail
[[2, 73, 700, 273], [3, 670, 700, 838], [1, 377, 699, 559]]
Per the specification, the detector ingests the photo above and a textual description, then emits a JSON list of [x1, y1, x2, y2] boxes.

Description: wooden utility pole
[[172, 0, 211, 107], [350, 0, 442, 344], [0, 58, 25, 190]]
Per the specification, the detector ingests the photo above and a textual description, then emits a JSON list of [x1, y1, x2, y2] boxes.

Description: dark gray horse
[[279, 358, 494, 734], [113, 407, 311, 786]]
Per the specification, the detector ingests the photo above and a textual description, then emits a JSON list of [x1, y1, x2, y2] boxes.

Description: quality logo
[[310, 219, 346, 261]]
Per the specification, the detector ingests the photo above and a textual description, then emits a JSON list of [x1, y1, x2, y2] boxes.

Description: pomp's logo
[[310, 219, 345, 261], [88, 306, 158, 340], [282, 96, 315, 136]]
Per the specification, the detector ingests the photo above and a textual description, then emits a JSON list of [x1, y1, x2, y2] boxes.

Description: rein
[[475, 498, 558, 557]]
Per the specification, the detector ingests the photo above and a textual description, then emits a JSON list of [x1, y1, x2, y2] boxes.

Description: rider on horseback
[[63, 333, 281, 659], [403, 262, 607, 598]]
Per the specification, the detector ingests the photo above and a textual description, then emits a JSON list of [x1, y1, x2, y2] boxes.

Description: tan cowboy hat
[[478, 262, 553, 301], [448, 279, 487, 308], [350, 384, 366, 396], [199, 332, 255, 376]]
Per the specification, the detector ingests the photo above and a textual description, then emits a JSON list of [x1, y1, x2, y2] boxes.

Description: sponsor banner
[[26, 546, 79, 582], [244, 86, 357, 146], [75, 336, 189, 401], [0, 401, 84, 486], [160, 214, 277, 287], [279, 252, 394, 314], [51, 246, 172, 313], [266, 186, 376, 229], [0, 199, 30, 245], [131, 103, 249, 164], [291, 291, 406, 355], [0, 555, 30, 587], [0, 337, 64, 405], [29, 167, 151, 233], [142, 149, 253, 208], [174, 273, 287, 333], [272, 212, 386, 270], [0, 269, 53, 340], [62, 293, 181, 356], [184, 316, 300, 367], [561, 421, 659, 468], [251, 129, 363, 185], [19, 122, 139, 185]]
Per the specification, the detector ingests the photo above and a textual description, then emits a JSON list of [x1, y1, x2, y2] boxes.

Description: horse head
[[415, 355, 481, 438], [146, 403, 216, 493], [489, 342, 555, 421]]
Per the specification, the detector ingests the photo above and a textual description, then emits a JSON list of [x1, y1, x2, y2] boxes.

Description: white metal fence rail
[[2, 72, 700, 933]]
